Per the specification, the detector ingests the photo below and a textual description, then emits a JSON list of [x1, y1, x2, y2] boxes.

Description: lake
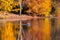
[[0, 17, 60, 40]]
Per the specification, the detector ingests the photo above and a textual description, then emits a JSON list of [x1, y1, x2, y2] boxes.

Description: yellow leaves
[[41, 0, 51, 14], [1, 0, 14, 4], [12, 8, 22, 12], [0, 0, 21, 12], [0, 0, 13, 11]]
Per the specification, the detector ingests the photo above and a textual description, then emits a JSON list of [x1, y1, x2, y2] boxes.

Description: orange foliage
[[25, 0, 51, 16]]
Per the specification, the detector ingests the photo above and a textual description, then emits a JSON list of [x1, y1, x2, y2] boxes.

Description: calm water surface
[[0, 18, 60, 40]]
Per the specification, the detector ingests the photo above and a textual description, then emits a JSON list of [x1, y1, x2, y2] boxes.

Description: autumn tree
[[0, 0, 22, 13], [25, 0, 51, 16]]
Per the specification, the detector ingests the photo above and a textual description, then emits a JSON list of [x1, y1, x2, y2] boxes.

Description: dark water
[[0, 18, 60, 40]]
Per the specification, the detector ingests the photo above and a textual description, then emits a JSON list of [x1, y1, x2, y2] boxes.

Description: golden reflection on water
[[24, 18, 51, 40], [0, 18, 60, 40], [1, 22, 16, 40], [43, 18, 51, 40], [0, 21, 20, 40]]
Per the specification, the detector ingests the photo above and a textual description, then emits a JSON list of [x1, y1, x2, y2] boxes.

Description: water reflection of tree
[[0, 21, 20, 40], [23, 18, 51, 40]]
